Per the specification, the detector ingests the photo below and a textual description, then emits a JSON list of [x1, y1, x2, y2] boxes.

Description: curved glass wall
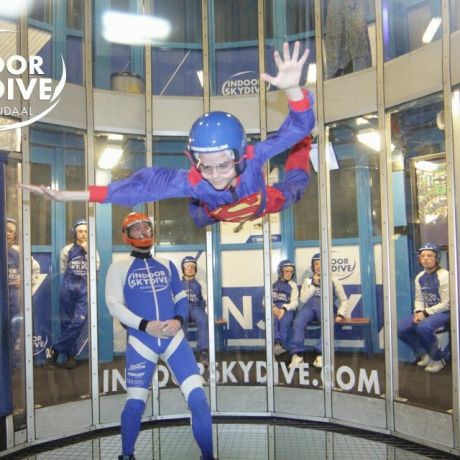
[[1, 1, 460, 458], [151, 1, 203, 97], [28, 0, 84, 85], [383, 0, 442, 61], [322, 0, 375, 79], [93, 0, 145, 91], [96, 133, 147, 424], [452, 0, 460, 31], [390, 93, 452, 413], [30, 124, 89, 420], [328, 116, 383, 399]]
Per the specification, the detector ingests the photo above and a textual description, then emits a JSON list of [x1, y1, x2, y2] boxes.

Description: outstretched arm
[[18, 184, 89, 202], [260, 41, 309, 101]]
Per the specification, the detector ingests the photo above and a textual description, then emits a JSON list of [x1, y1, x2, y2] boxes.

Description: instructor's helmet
[[122, 212, 154, 249], [181, 256, 197, 275], [187, 111, 247, 174], [278, 259, 296, 280], [73, 218, 87, 239], [311, 253, 320, 270], [418, 243, 440, 263]]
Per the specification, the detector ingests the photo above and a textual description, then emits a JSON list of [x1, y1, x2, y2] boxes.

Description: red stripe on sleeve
[[288, 89, 311, 112], [88, 185, 108, 203]]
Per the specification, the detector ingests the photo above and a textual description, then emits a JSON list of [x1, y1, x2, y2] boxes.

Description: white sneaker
[[425, 360, 444, 373], [289, 354, 304, 369], [416, 353, 431, 367], [313, 355, 323, 368], [274, 343, 286, 356]]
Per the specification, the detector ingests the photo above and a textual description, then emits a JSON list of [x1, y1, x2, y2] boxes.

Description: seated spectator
[[272, 260, 298, 356], [289, 253, 349, 369], [397, 243, 450, 374], [181, 256, 209, 368]]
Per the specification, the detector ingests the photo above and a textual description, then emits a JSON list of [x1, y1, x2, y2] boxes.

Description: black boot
[[118, 455, 135, 460]]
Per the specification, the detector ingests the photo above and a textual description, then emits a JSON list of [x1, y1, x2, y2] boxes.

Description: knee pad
[[187, 387, 209, 414]]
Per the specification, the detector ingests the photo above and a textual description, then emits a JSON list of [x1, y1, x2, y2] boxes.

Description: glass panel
[[322, 0, 374, 79], [383, 0, 442, 61], [328, 116, 384, 399], [28, 0, 84, 85], [212, 0, 259, 96], [151, 0, 203, 96], [93, 0, 145, 90], [391, 93, 452, 412], [152, 138, 206, 245], [30, 124, 89, 410], [96, 133, 148, 424], [451, 0, 460, 31]]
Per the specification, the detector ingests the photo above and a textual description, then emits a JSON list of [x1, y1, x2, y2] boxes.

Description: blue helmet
[[73, 218, 87, 238], [311, 252, 320, 267], [181, 256, 197, 274], [418, 243, 440, 262], [188, 111, 247, 174], [278, 259, 295, 279]]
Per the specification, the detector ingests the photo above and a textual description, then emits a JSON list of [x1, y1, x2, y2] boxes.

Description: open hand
[[145, 320, 165, 338], [18, 184, 89, 202], [260, 41, 309, 91]]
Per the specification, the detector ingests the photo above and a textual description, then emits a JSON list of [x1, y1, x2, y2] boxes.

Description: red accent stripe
[[89, 185, 108, 203], [265, 187, 286, 213], [285, 135, 312, 173], [288, 89, 311, 112], [188, 167, 203, 185]]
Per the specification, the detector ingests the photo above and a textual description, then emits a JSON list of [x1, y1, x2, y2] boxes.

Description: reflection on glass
[[152, 138, 205, 245], [391, 93, 452, 412], [323, 0, 374, 79], [28, 0, 84, 84], [30, 125, 89, 408], [328, 115, 384, 399], [93, 1, 145, 90], [451, 0, 460, 31], [384, 0, 442, 61]]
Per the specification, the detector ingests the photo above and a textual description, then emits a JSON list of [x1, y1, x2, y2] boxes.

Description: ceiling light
[[422, 17, 441, 44], [415, 160, 439, 172], [98, 146, 123, 169], [102, 11, 171, 46], [357, 130, 381, 152]]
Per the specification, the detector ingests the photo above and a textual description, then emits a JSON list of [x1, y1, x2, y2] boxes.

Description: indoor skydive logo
[[0, 54, 66, 131]]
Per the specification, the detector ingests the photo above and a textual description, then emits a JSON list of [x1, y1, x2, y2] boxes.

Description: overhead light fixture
[[356, 117, 370, 126], [415, 160, 439, 172], [107, 133, 124, 141], [102, 11, 171, 46], [98, 146, 123, 169], [306, 63, 317, 83], [0, 0, 31, 18], [357, 129, 381, 152], [422, 17, 442, 44]]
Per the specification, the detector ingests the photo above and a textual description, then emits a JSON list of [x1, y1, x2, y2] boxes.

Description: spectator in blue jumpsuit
[[48, 219, 99, 369], [21, 42, 316, 227], [181, 256, 210, 367], [398, 243, 450, 374], [272, 259, 299, 356], [105, 213, 214, 460], [6, 218, 40, 369], [289, 253, 349, 369]]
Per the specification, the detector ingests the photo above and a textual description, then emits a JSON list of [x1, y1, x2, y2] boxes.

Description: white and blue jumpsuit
[[88, 92, 315, 227], [398, 267, 450, 361], [272, 278, 299, 348], [290, 277, 349, 355], [105, 252, 213, 459], [53, 243, 98, 358], [182, 277, 209, 353]]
